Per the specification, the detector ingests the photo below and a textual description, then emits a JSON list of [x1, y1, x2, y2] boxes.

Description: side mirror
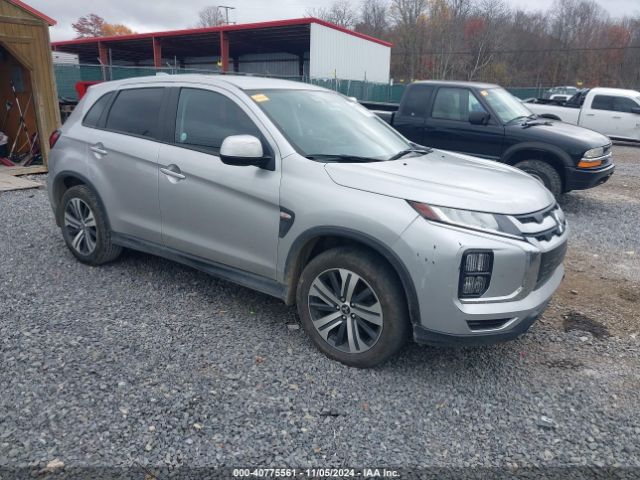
[[220, 135, 267, 167], [631, 107, 640, 115], [469, 111, 490, 125]]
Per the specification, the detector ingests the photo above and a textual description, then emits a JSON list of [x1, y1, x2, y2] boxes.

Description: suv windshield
[[482, 87, 533, 123], [247, 89, 410, 161]]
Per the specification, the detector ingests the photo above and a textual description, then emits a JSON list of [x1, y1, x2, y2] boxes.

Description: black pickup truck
[[363, 81, 615, 197]]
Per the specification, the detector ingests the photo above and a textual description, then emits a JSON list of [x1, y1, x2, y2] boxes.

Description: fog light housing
[[459, 251, 493, 298]]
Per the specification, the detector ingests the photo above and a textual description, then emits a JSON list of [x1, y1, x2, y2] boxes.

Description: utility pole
[[218, 5, 235, 25]]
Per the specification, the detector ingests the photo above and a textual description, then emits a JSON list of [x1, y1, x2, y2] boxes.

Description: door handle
[[89, 143, 108, 155], [585, 113, 595, 117], [612, 116, 621, 119], [160, 165, 186, 180]]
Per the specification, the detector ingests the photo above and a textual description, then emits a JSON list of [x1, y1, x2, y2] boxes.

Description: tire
[[296, 247, 409, 368], [58, 185, 122, 265], [514, 159, 563, 198]]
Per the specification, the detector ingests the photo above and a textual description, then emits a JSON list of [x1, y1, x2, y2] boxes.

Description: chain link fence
[[53, 63, 551, 104]]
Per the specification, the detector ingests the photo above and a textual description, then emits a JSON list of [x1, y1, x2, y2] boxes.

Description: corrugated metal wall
[[309, 23, 390, 83], [237, 52, 304, 78]]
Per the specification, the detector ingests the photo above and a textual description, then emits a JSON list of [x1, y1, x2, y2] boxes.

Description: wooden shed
[[0, 0, 59, 175]]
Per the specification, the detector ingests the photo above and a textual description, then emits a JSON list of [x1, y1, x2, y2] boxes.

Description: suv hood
[[324, 150, 555, 215]]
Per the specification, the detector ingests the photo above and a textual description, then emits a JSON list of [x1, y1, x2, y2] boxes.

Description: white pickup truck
[[526, 87, 640, 142]]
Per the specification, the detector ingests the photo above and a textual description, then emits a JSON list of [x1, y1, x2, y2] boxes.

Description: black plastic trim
[[51, 170, 111, 229], [111, 232, 286, 300], [413, 306, 546, 347], [278, 207, 295, 238], [284, 226, 421, 326]]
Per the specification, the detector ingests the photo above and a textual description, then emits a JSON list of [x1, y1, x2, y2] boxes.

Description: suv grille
[[511, 204, 566, 242]]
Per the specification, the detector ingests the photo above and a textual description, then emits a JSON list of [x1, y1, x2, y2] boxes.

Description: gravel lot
[[1, 145, 639, 477]]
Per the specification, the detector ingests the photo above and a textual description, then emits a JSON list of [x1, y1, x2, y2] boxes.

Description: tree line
[[308, 0, 640, 88], [71, 0, 640, 89]]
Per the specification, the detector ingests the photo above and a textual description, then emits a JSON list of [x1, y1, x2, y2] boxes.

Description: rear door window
[[174, 88, 261, 155], [105, 88, 164, 139], [83, 92, 113, 128], [612, 96, 639, 113]]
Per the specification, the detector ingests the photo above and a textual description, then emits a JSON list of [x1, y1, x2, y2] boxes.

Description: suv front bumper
[[395, 215, 567, 346]]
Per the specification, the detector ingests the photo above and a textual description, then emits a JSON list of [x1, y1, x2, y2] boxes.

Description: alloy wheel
[[308, 268, 383, 354], [64, 198, 97, 255]]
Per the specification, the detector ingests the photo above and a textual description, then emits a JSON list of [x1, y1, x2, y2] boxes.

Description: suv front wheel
[[58, 185, 122, 265], [296, 247, 409, 368]]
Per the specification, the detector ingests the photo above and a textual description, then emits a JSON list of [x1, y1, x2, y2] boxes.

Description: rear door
[[423, 87, 504, 158], [157, 87, 281, 279], [83, 87, 165, 243]]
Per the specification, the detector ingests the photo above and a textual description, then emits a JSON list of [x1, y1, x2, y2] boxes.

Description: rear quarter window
[[82, 92, 114, 128], [398, 85, 433, 118], [105, 88, 164, 139]]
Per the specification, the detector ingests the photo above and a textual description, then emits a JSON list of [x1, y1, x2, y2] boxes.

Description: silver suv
[[47, 75, 568, 367]]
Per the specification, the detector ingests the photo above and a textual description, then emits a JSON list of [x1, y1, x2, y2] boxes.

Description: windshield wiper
[[506, 115, 530, 124], [305, 154, 383, 163], [388, 148, 431, 160]]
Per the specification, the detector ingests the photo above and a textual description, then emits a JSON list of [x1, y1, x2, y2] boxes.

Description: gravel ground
[[1, 146, 639, 478]]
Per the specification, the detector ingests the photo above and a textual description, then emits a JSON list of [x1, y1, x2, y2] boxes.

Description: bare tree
[[356, 0, 390, 38], [390, 0, 428, 80], [197, 6, 225, 27], [306, 0, 358, 29]]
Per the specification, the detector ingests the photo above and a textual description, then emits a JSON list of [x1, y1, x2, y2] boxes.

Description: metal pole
[[218, 6, 235, 25]]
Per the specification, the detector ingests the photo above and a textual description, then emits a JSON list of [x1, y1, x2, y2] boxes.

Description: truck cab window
[[432, 88, 483, 121], [398, 85, 432, 118], [591, 95, 615, 111]]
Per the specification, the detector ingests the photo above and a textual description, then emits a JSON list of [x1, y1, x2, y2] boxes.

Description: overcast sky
[[26, 0, 638, 42]]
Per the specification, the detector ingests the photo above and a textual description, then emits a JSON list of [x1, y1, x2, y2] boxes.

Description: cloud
[[28, 0, 634, 42]]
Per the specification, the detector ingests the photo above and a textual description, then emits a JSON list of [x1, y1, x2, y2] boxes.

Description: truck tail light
[[459, 251, 493, 298]]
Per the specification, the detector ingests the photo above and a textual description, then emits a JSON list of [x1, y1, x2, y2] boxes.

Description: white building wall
[[309, 23, 390, 83]]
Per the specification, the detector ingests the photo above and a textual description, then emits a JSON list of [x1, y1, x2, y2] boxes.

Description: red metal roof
[[51, 17, 392, 48], [8, 0, 56, 26]]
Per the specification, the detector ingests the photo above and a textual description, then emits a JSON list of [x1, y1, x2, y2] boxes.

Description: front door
[[158, 87, 281, 279], [423, 87, 504, 159]]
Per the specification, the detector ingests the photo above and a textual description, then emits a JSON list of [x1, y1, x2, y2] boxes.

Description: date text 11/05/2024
[[232, 468, 400, 478]]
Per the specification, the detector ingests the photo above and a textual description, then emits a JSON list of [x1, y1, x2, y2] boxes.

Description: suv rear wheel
[[59, 185, 122, 265], [296, 247, 409, 368], [514, 159, 562, 198]]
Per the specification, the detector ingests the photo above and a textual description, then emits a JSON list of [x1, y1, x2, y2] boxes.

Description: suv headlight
[[408, 201, 522, 239], [583, 147, 604, 159]]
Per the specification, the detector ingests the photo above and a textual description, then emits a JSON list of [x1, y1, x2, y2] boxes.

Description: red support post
[[152, 37, 162, 69], [97, 41, 109, 66], [219, 31, 229, 73]]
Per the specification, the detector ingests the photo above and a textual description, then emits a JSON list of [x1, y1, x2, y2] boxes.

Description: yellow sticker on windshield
[[480, 90, 489, 96], [251, 93, 269, 102]]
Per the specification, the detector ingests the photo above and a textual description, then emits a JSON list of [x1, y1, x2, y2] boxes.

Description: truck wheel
[[296, 247, 409, 368], [58, 185, 122, 265], [514, 160, 563, 198]]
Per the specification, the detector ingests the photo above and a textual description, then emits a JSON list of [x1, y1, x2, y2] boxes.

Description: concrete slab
[[0, 173, 42, 192]]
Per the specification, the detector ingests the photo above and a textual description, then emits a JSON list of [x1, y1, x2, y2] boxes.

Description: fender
[[284, 226, 421, 327], [51, 170, 112, 230], [501, 141, 574, 169]]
